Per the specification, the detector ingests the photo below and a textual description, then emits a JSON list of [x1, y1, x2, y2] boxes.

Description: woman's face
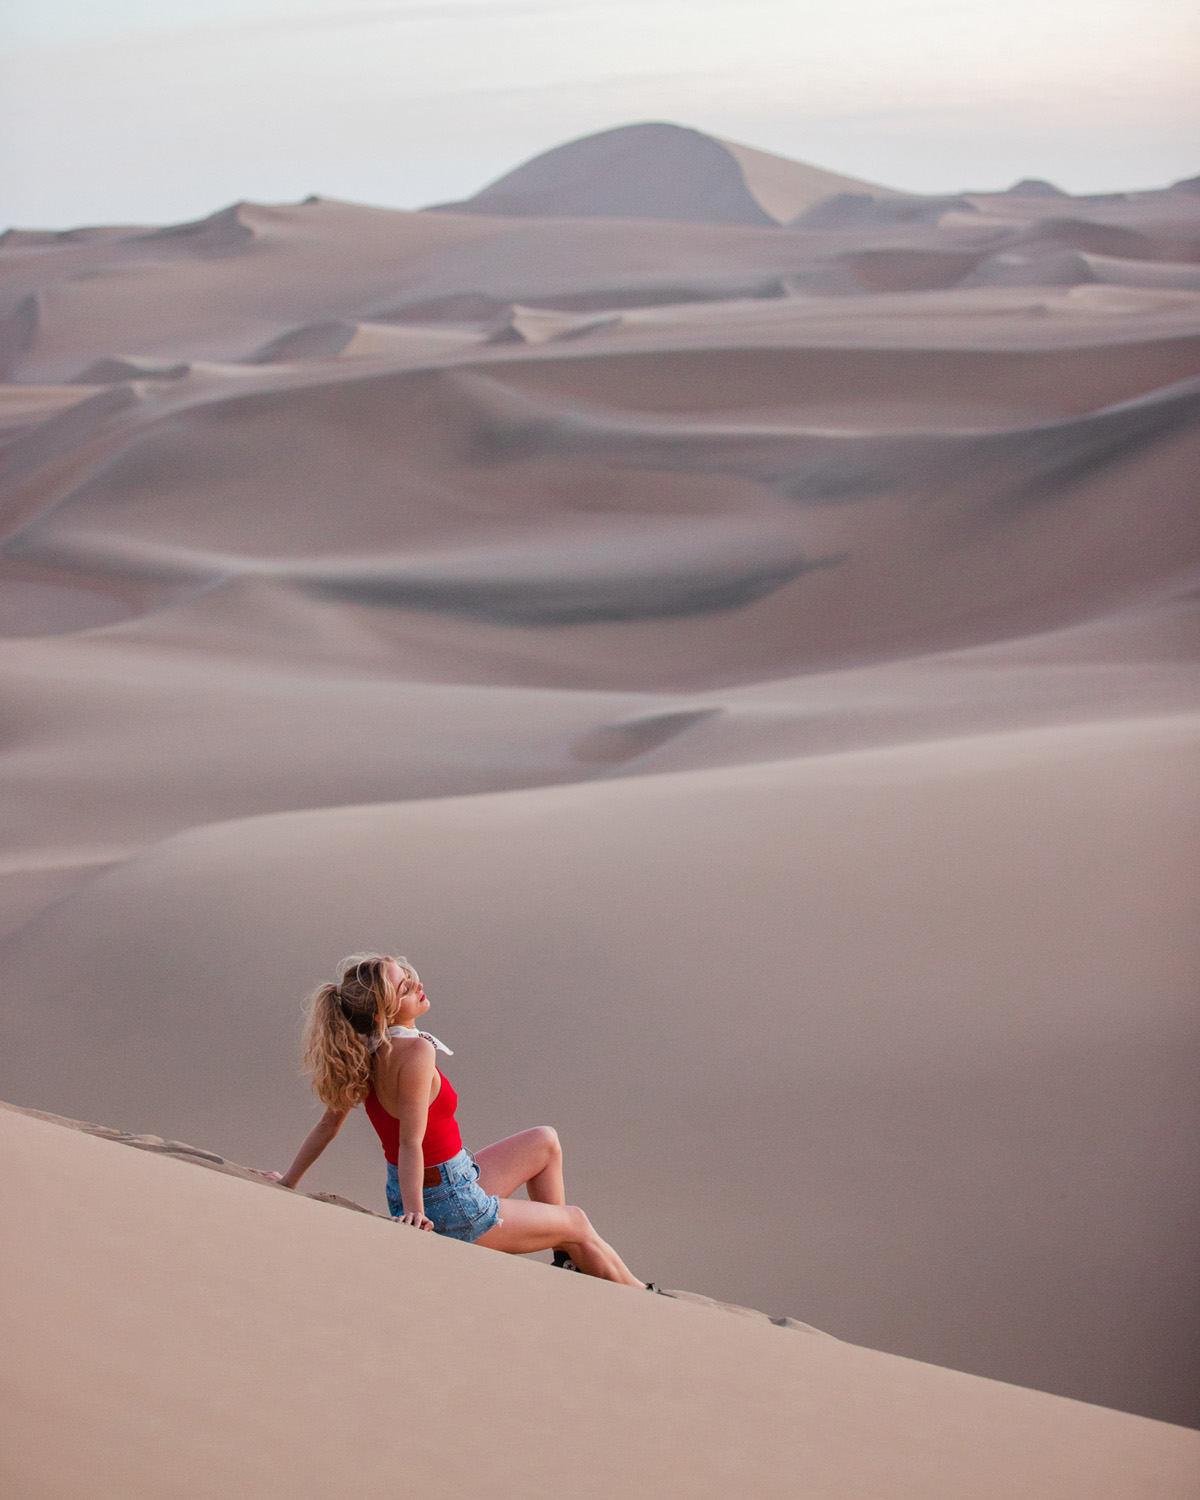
[[385, 959, 428, 1024]]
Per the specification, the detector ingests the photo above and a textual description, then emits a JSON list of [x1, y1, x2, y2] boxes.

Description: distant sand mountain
[[430, 121, 904, 226]]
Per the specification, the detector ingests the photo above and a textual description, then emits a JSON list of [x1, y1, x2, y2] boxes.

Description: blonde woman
[[265, 953, 648, 1287]]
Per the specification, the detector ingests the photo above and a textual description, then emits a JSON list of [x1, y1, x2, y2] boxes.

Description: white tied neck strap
[[384, 1023, 453, 1056]]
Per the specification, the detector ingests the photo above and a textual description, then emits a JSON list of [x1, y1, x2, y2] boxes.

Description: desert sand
[[1, 121, 1198, 1469], [3, 1100, 1199, 1500]]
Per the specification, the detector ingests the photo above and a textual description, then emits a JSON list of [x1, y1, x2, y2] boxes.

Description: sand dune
[[4, 342, 1197, 684], [2, 123, 1199, 1448], [6, 1104, 1197, 1500], [5, 712, 1200, 1428], [432, 121, 903, 226]]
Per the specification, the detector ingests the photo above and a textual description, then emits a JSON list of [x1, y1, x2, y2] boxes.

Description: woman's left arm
[[262, 1106, 349, 1189]]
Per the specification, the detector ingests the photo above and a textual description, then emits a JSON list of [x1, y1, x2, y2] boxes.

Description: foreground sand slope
[[3, 1103, 1197, 1500]]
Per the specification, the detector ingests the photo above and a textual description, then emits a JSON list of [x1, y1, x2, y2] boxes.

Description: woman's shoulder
[[376, 1033, 436, 1071]]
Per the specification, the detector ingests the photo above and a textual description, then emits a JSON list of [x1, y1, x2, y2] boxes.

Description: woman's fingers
[[398, 1211, 435, 1231]]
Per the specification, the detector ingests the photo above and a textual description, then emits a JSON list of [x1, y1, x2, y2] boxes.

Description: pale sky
[[1, 0, 1197, 229]]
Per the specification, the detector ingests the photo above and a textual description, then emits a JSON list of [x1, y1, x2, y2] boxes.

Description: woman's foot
[[552, 1248, 580, 1272]]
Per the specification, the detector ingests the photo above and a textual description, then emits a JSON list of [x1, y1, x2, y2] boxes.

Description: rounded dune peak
[[429, 121, 901, 227], [132, 201, 258, 256], [1005, 178, 1069, 198]]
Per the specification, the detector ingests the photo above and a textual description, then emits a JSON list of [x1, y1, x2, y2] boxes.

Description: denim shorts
[[386, 1148, 502, 1243]]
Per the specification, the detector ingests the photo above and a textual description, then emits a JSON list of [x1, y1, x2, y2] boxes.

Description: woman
[[265, 953, 647, 1287]]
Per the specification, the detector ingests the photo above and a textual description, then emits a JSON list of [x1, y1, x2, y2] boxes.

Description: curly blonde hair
[[301, 953, 419, 1112]]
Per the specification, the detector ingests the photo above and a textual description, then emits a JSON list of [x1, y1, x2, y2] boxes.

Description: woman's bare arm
[[376, 1038, 436, 1229], [268, 1106, 348, 1189]]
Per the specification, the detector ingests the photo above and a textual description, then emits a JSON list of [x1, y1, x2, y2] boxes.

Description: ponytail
[[300, 954, 406, 1112]]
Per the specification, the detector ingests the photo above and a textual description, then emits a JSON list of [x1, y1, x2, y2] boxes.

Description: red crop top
[[364, 1068, 463, 1167]]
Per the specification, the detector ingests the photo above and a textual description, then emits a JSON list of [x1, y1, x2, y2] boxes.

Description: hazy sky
[[2, 0, 1197, 228]]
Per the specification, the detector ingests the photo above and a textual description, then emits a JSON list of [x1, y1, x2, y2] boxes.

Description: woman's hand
[[397, 1211, 435, 1232], [254, 1169, 289, 1185], [269, 1108, 348, 1192]]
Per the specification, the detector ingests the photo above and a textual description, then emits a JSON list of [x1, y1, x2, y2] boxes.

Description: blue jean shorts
[[386, 1148, 502, 1243]]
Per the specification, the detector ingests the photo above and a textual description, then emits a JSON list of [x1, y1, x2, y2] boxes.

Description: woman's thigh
[[473, 1197, 580, 1255], [473, 1128, 557, 1200]]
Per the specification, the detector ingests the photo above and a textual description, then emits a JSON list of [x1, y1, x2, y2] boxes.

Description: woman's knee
[[532, 1125, 561, 1158], [561, 1204, 595, 1243]]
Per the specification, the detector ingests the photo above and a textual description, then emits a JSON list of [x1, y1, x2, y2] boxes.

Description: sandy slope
[[3, 1103, 1197, 1500], [1, 125, 1199, 1437]]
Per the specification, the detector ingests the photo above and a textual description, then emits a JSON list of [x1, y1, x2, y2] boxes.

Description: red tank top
[[364, 1068, 463, 1167]]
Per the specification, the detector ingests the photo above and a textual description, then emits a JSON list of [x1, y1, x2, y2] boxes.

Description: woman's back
[[365, 1066, 463, 1167]]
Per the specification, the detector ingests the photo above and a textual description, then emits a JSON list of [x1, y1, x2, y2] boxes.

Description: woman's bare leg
[[471, 1127, 643, 1286], [473, 1198, 644, 1287], [474, 1127, 565, 1205]]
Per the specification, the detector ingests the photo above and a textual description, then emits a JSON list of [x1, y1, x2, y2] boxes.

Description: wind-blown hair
[[301, 952, 418, 1112]]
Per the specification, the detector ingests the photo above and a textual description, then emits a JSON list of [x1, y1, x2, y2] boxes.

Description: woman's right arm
[[266, 1106, 348, 1189], [383, 1040, 436, 1231]]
